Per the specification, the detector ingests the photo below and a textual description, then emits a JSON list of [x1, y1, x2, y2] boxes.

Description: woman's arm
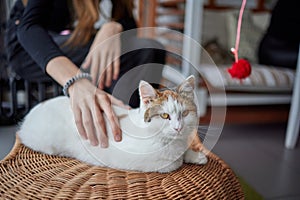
[[17, 0, 67, 72], [17, 0, 125, 147]]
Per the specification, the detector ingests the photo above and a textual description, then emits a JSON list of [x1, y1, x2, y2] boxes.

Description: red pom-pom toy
[[227, 0, 251, 80], [228, 59, 251, 79]]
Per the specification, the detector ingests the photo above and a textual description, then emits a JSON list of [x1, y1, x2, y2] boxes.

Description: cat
[[18, 75, 207, 173]]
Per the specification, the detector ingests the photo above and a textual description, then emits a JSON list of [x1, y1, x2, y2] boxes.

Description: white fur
[[18, 77, 207, 173]]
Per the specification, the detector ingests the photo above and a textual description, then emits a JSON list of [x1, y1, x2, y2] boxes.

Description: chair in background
[[285, 44, 300, 149], [1, 73, 60, 125]]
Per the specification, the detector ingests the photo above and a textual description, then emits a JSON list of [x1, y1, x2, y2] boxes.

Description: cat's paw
[[195, 152, 207, 165], [184, 151, 207, 165]]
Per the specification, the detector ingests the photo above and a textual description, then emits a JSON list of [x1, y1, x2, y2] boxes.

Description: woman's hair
[[67, 0, 100, 46], [68, 0, 134, 47]]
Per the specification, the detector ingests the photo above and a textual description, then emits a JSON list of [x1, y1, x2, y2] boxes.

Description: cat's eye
[[160, 113, 170, 120], [182, 110, 189, 117]]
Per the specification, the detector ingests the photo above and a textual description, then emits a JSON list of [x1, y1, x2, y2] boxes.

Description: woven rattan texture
[[0, 136, 244, 199]]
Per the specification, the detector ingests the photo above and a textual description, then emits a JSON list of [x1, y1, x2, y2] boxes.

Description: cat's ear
[[177, 75, 195, 97], [139, 80, 157, 105]]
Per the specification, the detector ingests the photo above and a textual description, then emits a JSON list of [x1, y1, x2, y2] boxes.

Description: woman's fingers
[[81, 55, 91, 69], [91, 99, 108, 148], [91, 55, 100, 85], [100, 54, 120, 88], [73, 105, 88, 140], [99, 94, 122, 142], [113, 57, 120, 81], [105, 55, 113, 88], [72, 99, 100, 146], [82, 108, 98, 146], [113, 41, 121, 80], [97, 53, 114, 89], [108, 94, 131, 110], [98, 54, 107, 89]]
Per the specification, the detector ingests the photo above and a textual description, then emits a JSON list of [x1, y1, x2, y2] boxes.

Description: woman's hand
[[82, 22, 123, 89], [68, 78, 129, 147]]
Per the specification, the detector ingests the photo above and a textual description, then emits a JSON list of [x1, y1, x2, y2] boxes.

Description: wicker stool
[[0, 135, 244, 199]]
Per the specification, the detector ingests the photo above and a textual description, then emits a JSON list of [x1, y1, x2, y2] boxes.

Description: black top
[[17, 0, 137, 72]]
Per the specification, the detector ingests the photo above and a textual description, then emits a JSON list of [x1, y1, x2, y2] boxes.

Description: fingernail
[[101, 142, 108, 148], [91, 140, 98, 146], [115, 134, 121, 142]]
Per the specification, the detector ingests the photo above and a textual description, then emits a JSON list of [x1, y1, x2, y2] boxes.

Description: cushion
[[202, 10, 232, 49], [226, 10, 270, 63], [200, 64, 295, 92], [0, 135, 244, 199], [202, 9, 270, 64]]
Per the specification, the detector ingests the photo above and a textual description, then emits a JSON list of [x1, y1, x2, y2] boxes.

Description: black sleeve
[[117, 17, 137, 32], [17, 0, 65, 73]]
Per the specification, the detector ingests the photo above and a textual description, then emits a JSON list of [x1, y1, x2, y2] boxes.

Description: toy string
[[232, 0, 247, 63]]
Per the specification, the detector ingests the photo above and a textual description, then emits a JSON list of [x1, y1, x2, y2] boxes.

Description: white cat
[[18, 75, 207, 173]]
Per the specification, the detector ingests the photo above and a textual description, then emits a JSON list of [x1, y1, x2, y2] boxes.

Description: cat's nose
[[174, 127, 182, 132]]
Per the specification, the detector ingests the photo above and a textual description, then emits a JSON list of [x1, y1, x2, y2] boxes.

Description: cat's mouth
[[176, 130, 182, 134], [170, 130, 182, 136]]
